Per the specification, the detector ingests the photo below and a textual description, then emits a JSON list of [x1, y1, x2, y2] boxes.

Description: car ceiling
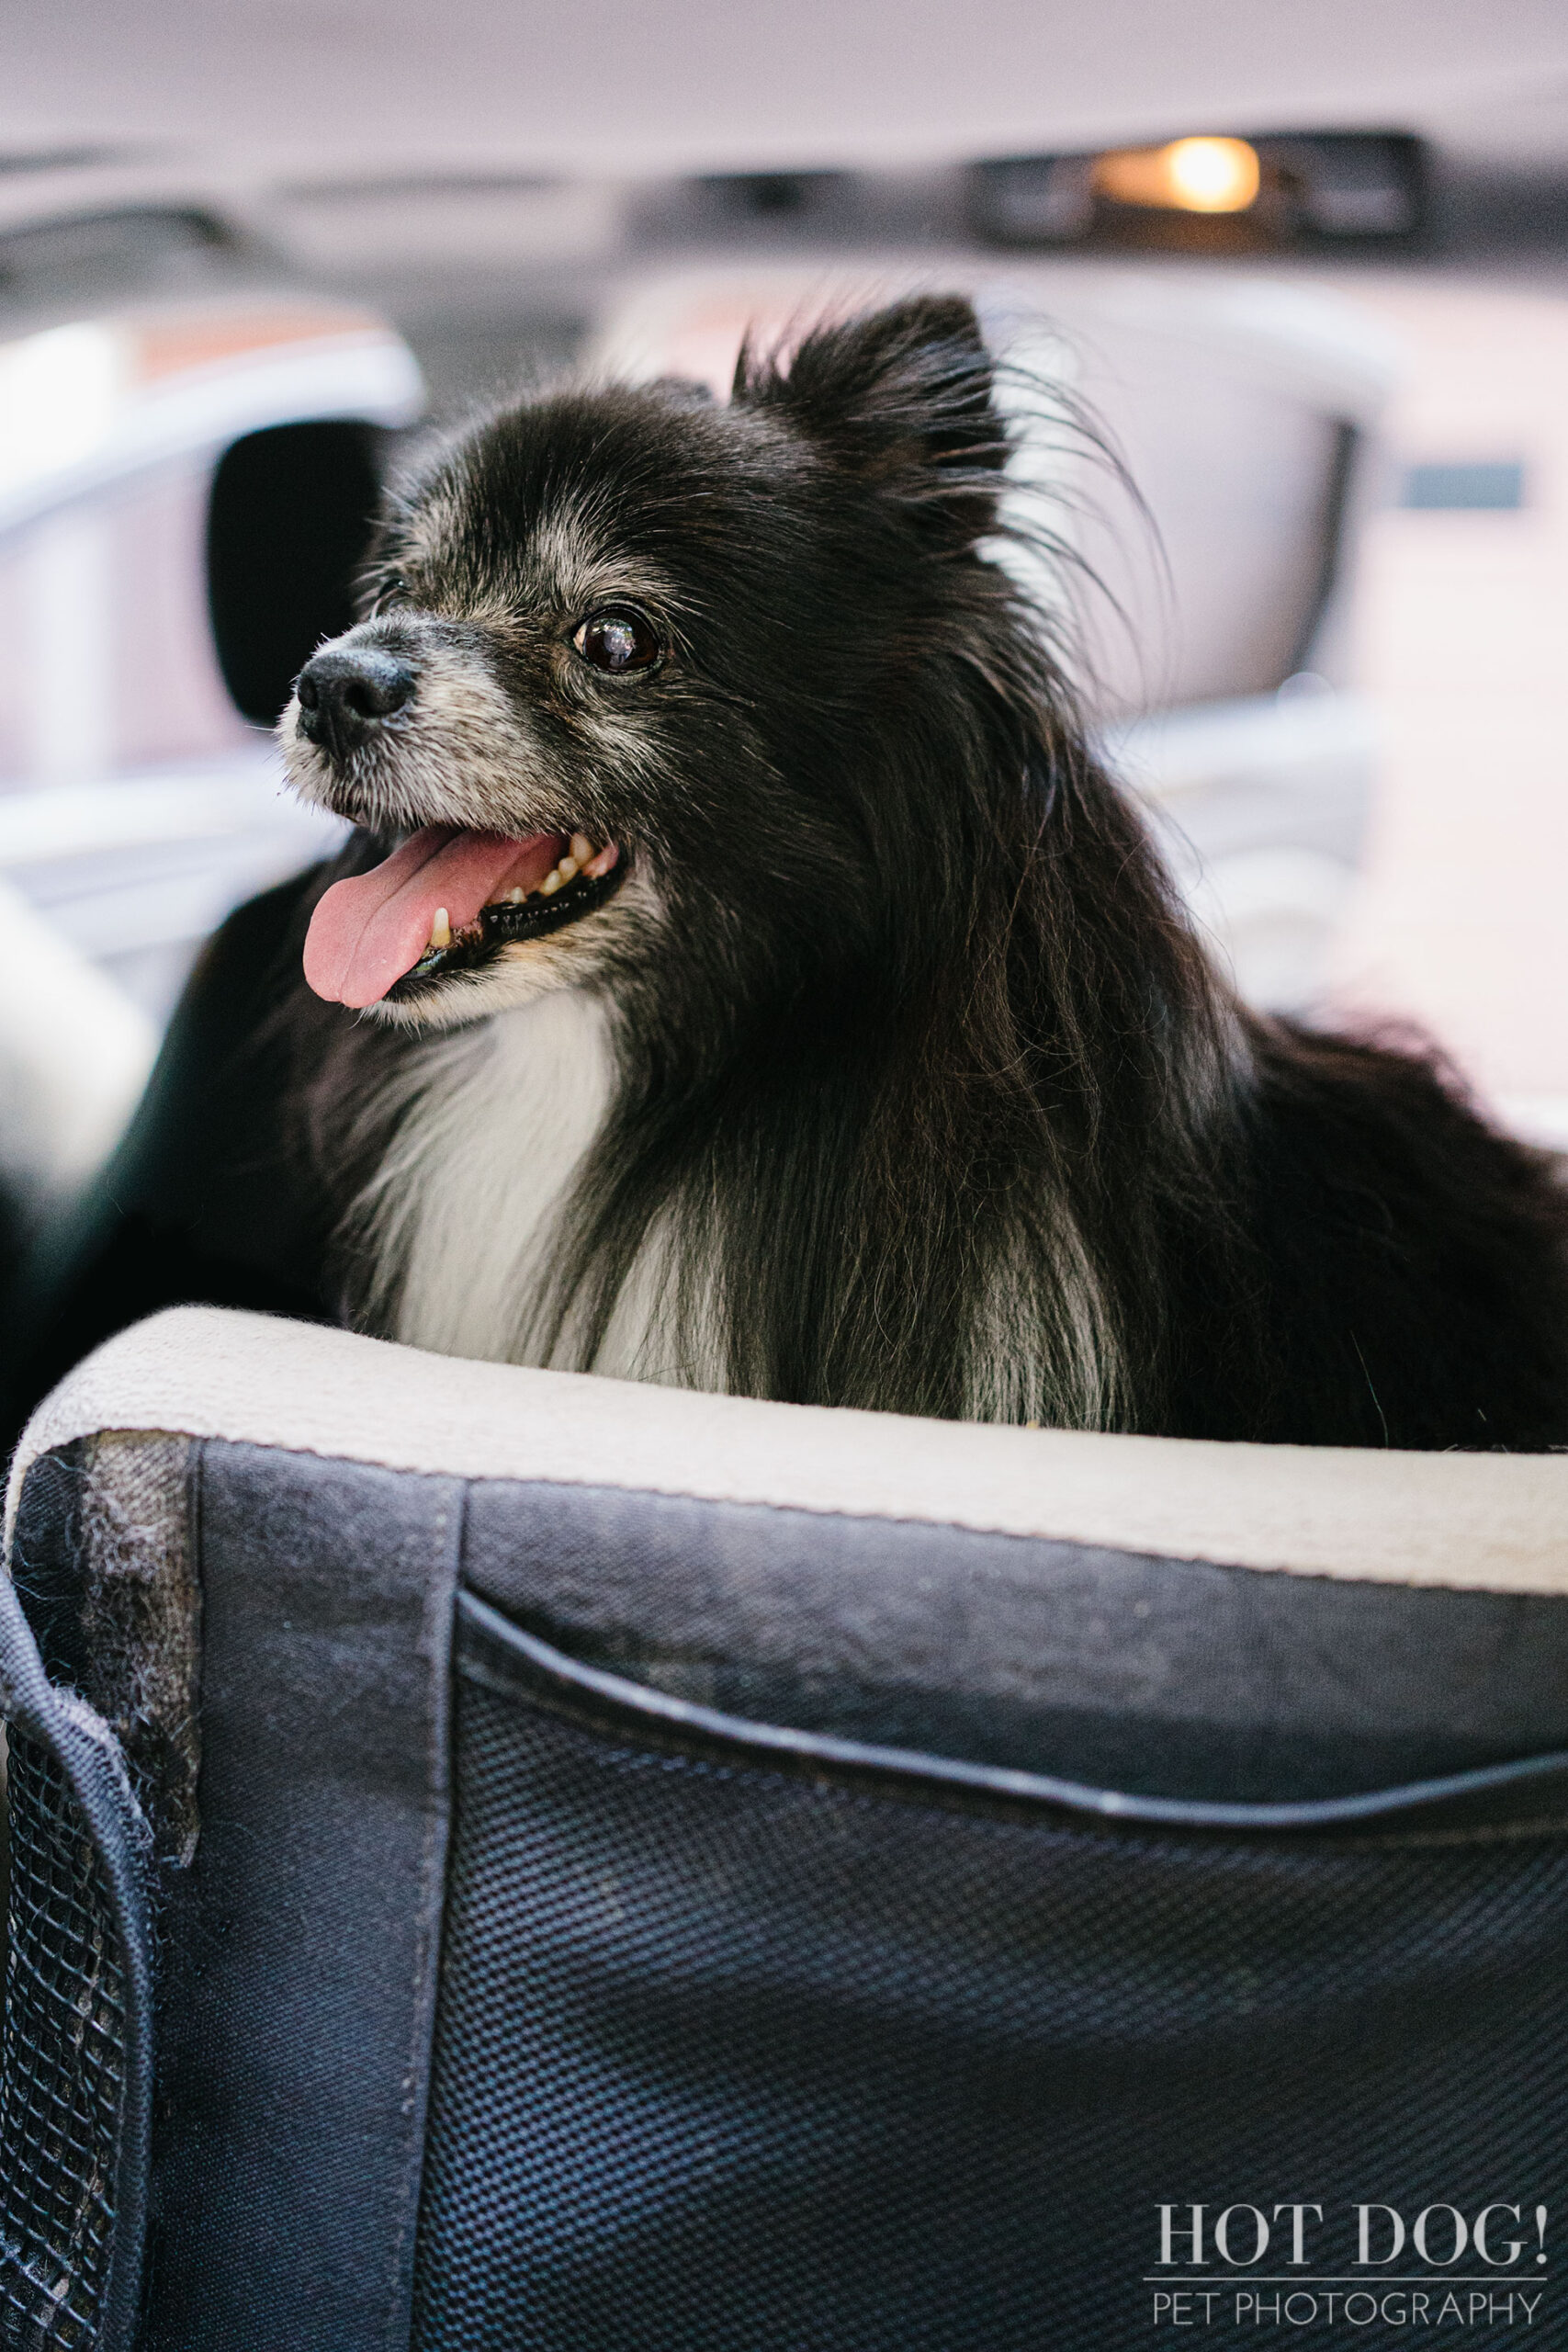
[[6, 0, 1568, 196]]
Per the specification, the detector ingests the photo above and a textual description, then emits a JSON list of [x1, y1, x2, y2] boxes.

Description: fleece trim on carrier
[[8, 1304, 1568, 1593]]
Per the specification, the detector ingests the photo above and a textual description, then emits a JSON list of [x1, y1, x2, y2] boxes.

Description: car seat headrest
[[206, 418, 384, 726]]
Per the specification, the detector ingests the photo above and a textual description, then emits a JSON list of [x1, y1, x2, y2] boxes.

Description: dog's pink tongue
[[304, 826, 558, 1007]]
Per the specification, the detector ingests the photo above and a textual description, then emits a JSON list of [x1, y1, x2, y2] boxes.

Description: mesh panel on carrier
[[0, 1731, 128, 2352], [411, 1605, 1568, 2352]]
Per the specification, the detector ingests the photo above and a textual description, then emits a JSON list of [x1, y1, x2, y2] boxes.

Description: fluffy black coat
[[21, 296, 1568, 1450]]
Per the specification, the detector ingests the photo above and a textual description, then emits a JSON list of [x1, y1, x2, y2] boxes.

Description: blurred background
[[2, 0, 1568, 1241]]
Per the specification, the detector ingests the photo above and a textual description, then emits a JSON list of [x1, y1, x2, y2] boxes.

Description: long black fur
[[243, 297, 1568, 1446]]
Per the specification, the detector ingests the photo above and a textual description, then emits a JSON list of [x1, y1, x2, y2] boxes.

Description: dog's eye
[[573, 607, 660, 674], [369, 574, 408, 616]]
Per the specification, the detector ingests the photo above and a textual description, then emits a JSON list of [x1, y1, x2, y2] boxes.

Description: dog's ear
[[734, 295, 1007, 542]]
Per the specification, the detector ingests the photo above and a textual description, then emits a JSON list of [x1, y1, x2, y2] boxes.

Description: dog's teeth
[[539, 870, 562, 896], [582, 843, 617, 879], [429, 908, 451, 951], [507, 886, 525, 903], [570, 832, 592, 865], [556, 854, 580, 882]]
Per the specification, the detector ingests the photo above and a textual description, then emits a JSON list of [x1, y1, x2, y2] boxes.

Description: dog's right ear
[[734, 296, 1007, 543]]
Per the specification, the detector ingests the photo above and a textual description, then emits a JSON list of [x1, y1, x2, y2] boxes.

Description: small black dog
[[267, 292, 1568, 1448]]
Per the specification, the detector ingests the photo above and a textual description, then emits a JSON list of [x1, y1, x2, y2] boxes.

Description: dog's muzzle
[[296, 646, 416, 766]]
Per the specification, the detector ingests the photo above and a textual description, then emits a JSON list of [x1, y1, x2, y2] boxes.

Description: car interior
[[4, 7, 1568, 2347]]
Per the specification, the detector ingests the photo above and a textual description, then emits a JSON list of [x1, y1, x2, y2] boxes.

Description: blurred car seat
[[4, 1306, 1566, 2351], [0, 301, 423, 1425], [0, 300, 421, 1248], [0, 299, 421, 1023]]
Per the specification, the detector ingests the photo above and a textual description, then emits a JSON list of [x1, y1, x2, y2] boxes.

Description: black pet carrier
[[5, 1306, 1567, 2349]]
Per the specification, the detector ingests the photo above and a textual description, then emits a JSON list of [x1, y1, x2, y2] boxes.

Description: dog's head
[[281, 295, 1017, 1029]]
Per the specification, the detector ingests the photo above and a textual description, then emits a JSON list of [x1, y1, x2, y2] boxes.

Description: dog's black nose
[[296, 646, 416, 763]]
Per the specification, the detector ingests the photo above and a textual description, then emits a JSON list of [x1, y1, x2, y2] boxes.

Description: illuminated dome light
[[1166, 137, 1261, 211], [1093, 137, 1261, 215]]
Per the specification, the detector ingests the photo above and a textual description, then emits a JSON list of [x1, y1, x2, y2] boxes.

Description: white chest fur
[[357, 989, 616, 1367]]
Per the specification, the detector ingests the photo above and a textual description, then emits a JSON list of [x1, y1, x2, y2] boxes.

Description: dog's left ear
[[735, 295, 1006, 543]]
